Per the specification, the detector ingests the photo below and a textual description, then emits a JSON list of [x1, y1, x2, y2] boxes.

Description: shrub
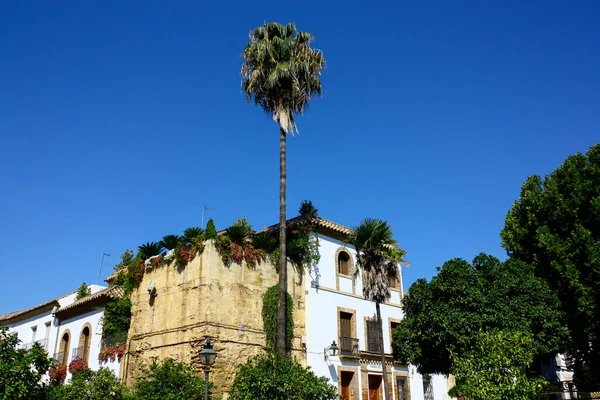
[[75, 282, 91, 300], [48, 362, 67, 386], [46, 367, 131, 400], [133, 357, 212, 400], [68, 357, 89, 376], [229, 352, 339, 400]]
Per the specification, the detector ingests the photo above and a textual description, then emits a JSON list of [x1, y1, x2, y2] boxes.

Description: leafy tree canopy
[[229, 352, 338, 400], [393, 254, 569, 376], [47, 368, 131, 400], [133, 357, 210, 400], [449, 330, 546, 400], [501, 143, 600, 390], [0, 327, 52, 400]]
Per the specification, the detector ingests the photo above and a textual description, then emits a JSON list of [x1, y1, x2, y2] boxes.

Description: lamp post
[[199, 338, 217, 400]]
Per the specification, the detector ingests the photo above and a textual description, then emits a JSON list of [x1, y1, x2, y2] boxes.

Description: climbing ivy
[[262, 284, 293, 351]]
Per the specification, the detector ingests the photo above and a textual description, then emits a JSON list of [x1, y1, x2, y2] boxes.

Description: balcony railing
[[53, 352, 68, 365], [71, 346, 87, 361], [339, 336, 360, 357], [21, 338, 48, 351]]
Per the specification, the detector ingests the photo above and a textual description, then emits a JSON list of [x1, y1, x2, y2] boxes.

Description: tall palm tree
[[241, 22, 325, 354], [351, 219, 407, 400]]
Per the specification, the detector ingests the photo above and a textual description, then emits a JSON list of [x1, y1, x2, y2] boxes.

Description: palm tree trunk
[[376, 301, 390, 400], [276, 126, 288, 355]]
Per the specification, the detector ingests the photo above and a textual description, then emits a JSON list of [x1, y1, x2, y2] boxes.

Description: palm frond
[[159, 235, 180, 251], [138, 242, 164, 259], [241, 22, 325, 134], [226, 217, 254, 245]]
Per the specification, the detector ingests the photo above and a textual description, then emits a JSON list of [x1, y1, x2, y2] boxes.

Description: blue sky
[[0, 1, 598, 314]]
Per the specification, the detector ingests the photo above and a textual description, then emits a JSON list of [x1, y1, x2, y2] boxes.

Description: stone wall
[[121, 241, 306, 397]]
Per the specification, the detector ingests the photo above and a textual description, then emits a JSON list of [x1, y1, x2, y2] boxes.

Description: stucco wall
[[123, 240, 305, 397]]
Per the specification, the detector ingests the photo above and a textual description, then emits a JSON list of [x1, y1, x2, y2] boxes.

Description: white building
[[266, 217, 452, 400], [0, 284, 122, 382]]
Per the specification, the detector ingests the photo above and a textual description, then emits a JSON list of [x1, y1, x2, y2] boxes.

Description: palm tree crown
[[351, 218, 407, 304], [241, 22, 325, 134]]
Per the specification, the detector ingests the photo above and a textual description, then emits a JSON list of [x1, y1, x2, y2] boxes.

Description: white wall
[[57, 308, 120, 382]]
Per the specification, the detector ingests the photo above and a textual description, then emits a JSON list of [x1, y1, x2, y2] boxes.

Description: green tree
[[205, 219, 218, 240], [46, 368, 131, 400], [75, 282, 91, 300], [133, 357, 210, 400], [0, 327, 52, 399], [242, 22, 325, 354], [299, 200, 318, 217], [392, 254, 569, 378], [350, 218, 406, 400], [501, 143, 600, 390], [229, 352, 338, 400], [449, 330, 546, 400], [102, 297, 132, 346]]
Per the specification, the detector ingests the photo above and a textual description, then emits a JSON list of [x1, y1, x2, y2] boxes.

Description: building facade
[[0, 284, 122, 382], [300, 218, 450, 400]]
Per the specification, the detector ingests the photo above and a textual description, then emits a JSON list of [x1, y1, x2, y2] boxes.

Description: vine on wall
[[262, 284, 294, 351]]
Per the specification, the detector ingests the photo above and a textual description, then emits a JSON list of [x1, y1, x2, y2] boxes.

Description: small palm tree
[[226, 218, 253, 245], [242, 22, 325, 354], [351, 219, 407, 400], [160, 235, 180, 251], [138, 242, 164, 259], [182, 227, 204, 246]]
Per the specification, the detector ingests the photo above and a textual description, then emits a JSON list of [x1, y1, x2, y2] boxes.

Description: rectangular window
[[338, 310, 358, 356], [390, 321, 400, 346], [31, 326, 37, 342], [366, 317, 381, 353], [44, 322, 51, 350], [338, 252, 350, 275], [396, 376, 407, 400]]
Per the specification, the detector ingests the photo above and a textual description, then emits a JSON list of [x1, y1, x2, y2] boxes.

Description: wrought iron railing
[[339, 336, 360, 357], [71, 346, 87, 361]]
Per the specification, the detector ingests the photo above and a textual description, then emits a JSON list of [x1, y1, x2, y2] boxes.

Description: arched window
[[58, 331, 70, 365], [338, 251, 351, 276], [78, 325, 91, 363]]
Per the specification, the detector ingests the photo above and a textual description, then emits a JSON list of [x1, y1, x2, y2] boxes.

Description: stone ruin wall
[[120, 241, 306, 397]]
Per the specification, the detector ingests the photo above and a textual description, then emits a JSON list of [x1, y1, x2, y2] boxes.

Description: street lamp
[[199, 338, 217, 400], [324, 340, 339, 360]]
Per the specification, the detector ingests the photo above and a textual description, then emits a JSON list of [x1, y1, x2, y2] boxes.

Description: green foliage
[[226, 217, 253, 245], [393, 254, 569, 377], [46, 368, 131, 400], [111, 250, 144, 295], [101, 297, 132, 347], [133, 357, 211, 400], [350, 218, 406, 304], [138, 242, 164, 259], [262, 285, 293, 350], [229, 352, 339, 400], [241, 22, 325, 135], [0, 327, 52, 400], [252, 233, 278, 254], [205, 218, 218, 240], [75, 282, 91, 300], [449, 331, 546, 400], [286, 222, 320, 269], [501, 143, 600, 390], [182, 227, 204, 246], [298, 200, 318, 217], [159, 235, 180, 251]]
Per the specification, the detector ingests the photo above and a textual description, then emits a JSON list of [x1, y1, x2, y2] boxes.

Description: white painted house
[[265, 216, 452, 400], [0, 284, 122, 382]]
